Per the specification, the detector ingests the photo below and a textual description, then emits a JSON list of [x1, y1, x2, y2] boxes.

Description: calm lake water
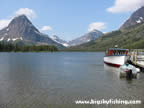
[[0, 52, 144, 107]]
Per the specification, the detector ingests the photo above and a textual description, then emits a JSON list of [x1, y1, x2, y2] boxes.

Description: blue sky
[[0, 0, 143, 41]]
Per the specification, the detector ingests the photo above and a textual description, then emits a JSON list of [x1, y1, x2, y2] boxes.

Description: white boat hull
[[104, 56, 128, 67]]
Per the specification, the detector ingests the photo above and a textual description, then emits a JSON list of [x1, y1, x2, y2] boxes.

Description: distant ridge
[[68, 30, 103, 46], [50, 30, 103, 47]]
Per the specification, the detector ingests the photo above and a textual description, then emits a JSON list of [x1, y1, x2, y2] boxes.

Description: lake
[[0, 52, 143, 108]]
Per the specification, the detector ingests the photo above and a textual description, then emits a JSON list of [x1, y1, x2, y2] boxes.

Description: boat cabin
[[105, 48, 129, 56]]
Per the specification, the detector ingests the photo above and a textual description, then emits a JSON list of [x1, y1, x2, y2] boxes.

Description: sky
[[0, 0, 143, 41]]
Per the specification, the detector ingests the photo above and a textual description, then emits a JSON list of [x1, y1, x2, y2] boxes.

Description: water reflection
[[104, 63, 142, 80], [0, 52, 143, 107], [104, 64, 120, 79]]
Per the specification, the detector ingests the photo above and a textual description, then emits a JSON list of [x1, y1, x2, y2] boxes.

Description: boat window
[[105, 49, 128, 56], [113, 50, 116, 55], [118, 50, 120, 55], [115, 50, 117, 55], [125, 51, 128, 55], [110, 50, 113, 56], [120, 50, 122, 55]]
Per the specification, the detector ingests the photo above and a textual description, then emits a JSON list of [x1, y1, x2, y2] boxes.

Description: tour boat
[[104, 48, 129, 67]]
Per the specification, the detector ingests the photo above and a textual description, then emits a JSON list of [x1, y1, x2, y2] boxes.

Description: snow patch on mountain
[[136, 19, 141, 23], [12, 37, 23, 41], [0, 37, 4, 41], [7, 38, 11, 41], [6, 28, 9, 31], [50, 35, 69, 47], [136, 17, 144, 24], [140, 17, 143, 20]]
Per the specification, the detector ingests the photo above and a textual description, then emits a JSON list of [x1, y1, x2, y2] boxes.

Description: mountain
[[50, 30, 103, 47], [0, 15, 63, 47], [120, 7, 144, 29], [68, 30, 103, 46], [64, 7, 144, 51], [50, 35, 69, 47], [65, 23, 144, 51]]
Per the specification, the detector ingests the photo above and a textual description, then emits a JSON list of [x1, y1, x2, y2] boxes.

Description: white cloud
[[15, 8, 37, 19], [107, 0, 144, 13], [0, 19, 11, 30], [88, 22, 106, 32], [40, 26, 52, 32]]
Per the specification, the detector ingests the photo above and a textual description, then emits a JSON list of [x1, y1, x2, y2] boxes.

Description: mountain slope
[[50, 35, 69, 47], [120, 7, 144, 29], [0, 15, 63, 48], [65, 23, 144, 51], [68, 30, 103, 46]]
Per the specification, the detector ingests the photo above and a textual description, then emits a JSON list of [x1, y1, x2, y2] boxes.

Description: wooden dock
[[128, 49, 144, 71]]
